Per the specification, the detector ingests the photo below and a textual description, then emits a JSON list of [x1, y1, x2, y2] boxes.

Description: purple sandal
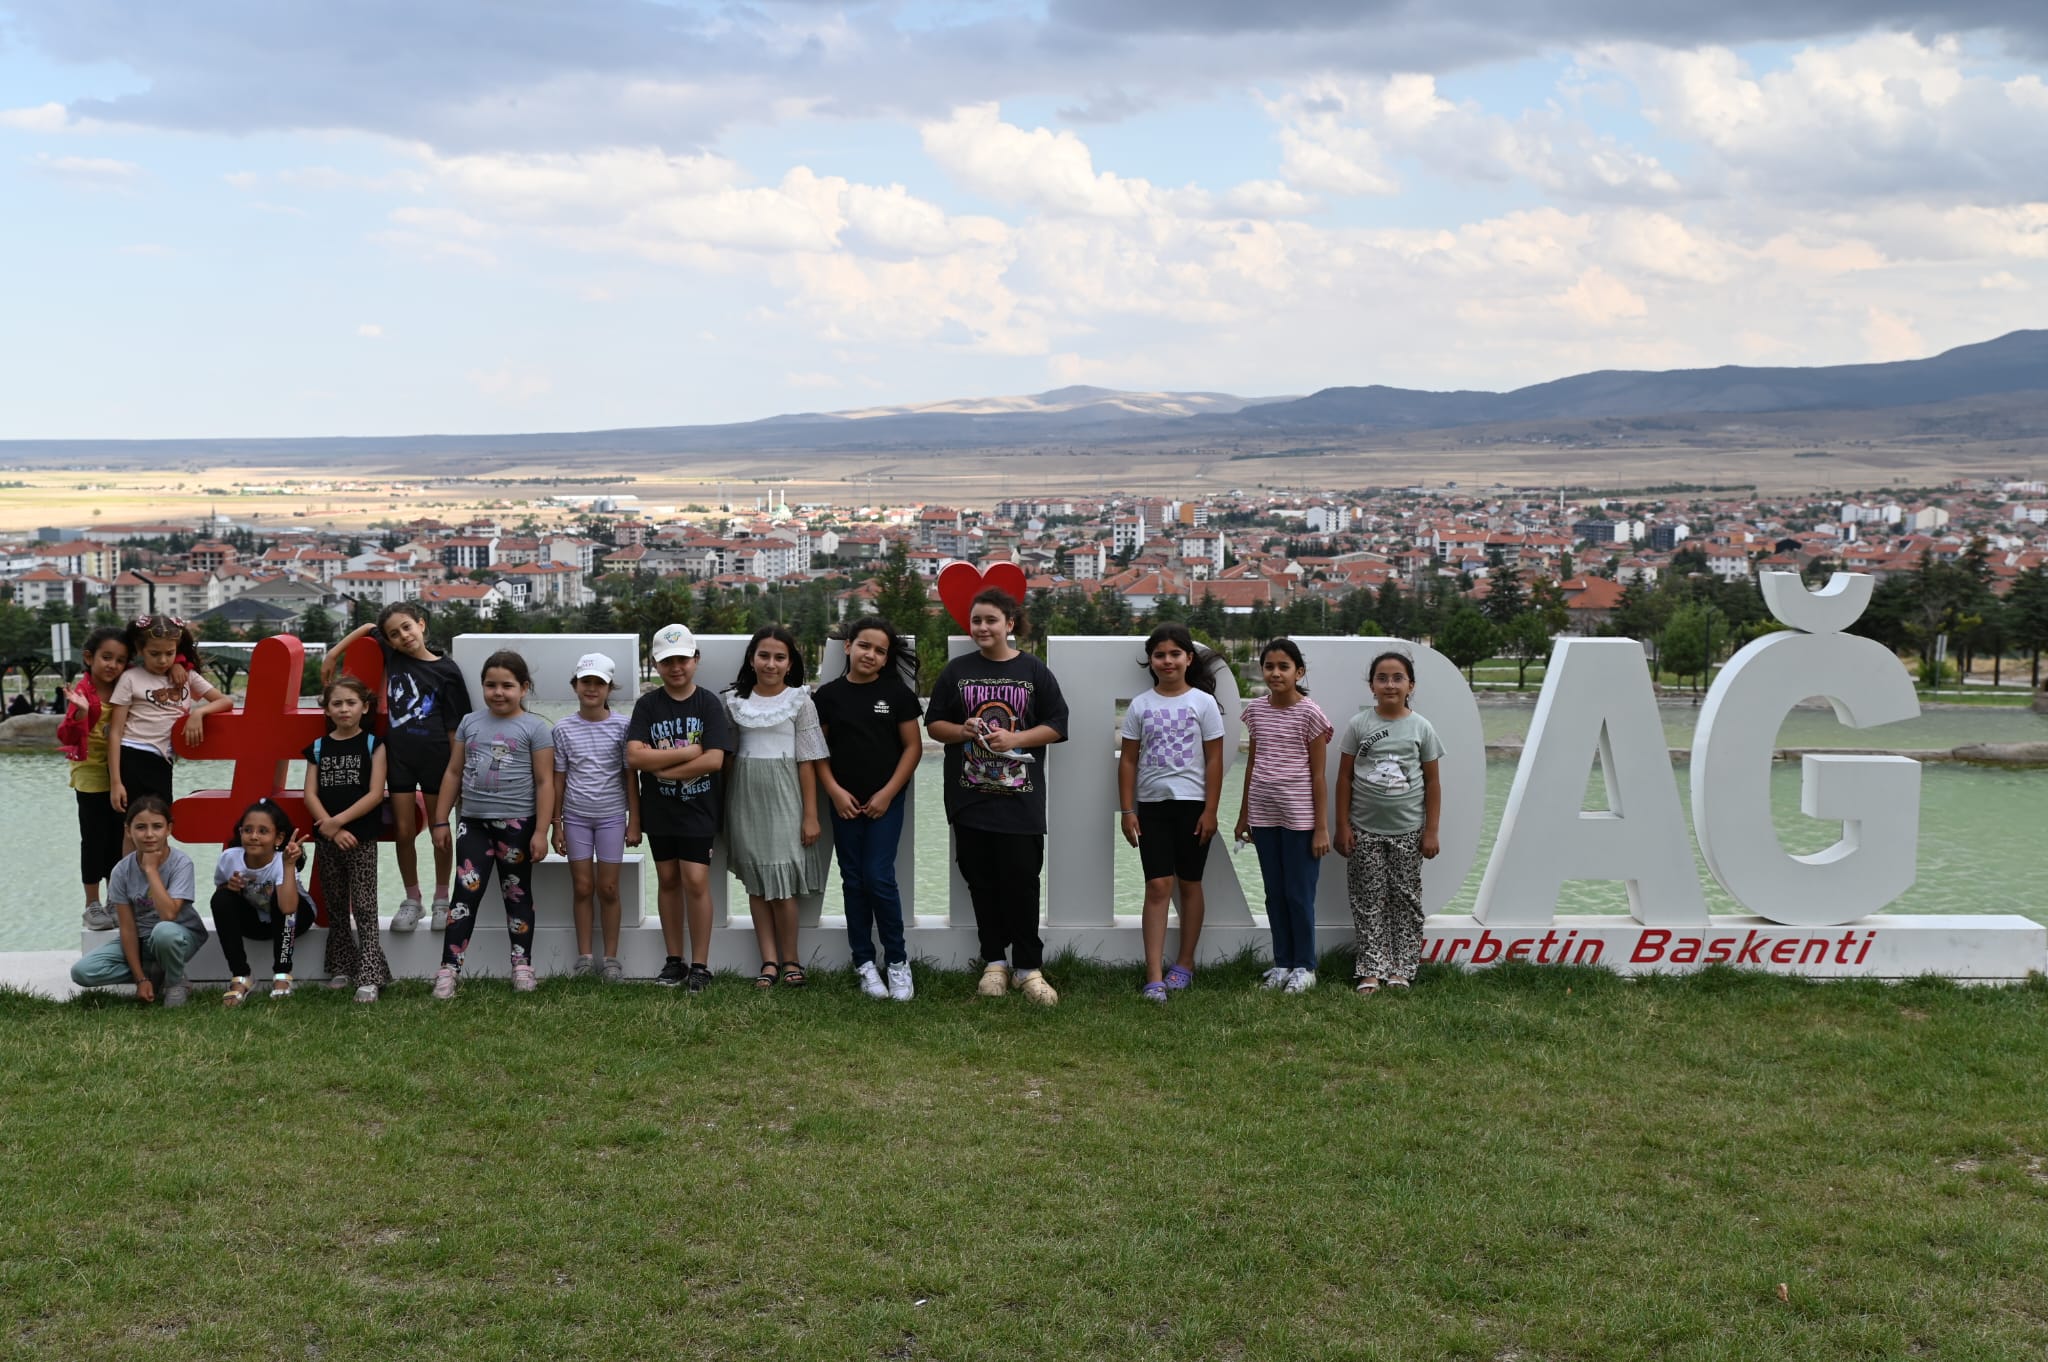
[[1163, 965, 1195, 991]]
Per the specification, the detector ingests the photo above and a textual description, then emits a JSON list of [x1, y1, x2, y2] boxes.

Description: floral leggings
[[440, 815, 537, 971], [1346, 829, 1425, 983]]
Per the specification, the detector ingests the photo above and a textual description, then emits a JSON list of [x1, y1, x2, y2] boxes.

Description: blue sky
[[2, 2, 2046, 438]]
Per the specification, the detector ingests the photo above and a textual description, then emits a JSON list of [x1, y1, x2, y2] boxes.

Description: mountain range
[[4, 330, 2044, 464]]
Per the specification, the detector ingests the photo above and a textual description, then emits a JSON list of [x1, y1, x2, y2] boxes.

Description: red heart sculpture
[[937, 560, 1029, 632]]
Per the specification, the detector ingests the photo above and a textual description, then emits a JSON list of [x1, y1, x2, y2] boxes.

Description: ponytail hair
[[1259, 637, 1309, 695]]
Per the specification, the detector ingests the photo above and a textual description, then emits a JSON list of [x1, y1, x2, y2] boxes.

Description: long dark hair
[[838, 614, 918, 689], [1139, 623, 1219, 696], [731, 625, 806, 698], [1260, 637, 1309, 696]]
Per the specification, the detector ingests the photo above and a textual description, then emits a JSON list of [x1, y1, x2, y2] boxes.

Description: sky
[[2, 0, 2046, 439]]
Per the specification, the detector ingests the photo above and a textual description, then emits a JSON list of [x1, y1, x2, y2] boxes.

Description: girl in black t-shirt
[[925, 589, 1069, 1006], [301, 675, 393, 1003], [814, 616, 923, 1001]]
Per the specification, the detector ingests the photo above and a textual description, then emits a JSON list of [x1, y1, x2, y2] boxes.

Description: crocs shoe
[[391, 896, 424, 932], [432, 966, 458, 1000], [976, 961, 1012, 997], [1163, 965, 1195, 991], [430, 895, 451, 932], [1140, 981, 1169, 1004], [1016, 970, 1058, 1007]]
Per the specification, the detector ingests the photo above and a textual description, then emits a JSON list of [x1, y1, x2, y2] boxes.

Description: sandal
[[222, 976, 252, 1008], [755, 963, 779, 990], [779, 962, 807, 988], [1354, 977, 1379, 995], [269, 973, 294, 999]]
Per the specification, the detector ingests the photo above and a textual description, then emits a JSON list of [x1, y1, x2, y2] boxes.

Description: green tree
[[1435, 606, 1498, 683], [298, 602, 336, 645], [1482, 553, 1525, 625], [2005, 563, 2048, 689], [1502, 612, 1554, 689], [871, 540, 928, 631], [1660, 602, 1727, 693], [205, 646, 249, 695]]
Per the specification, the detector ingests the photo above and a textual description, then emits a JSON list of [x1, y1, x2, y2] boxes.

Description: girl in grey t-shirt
[[429, 650, 556, 998], [1334, 651, 1444, 994]]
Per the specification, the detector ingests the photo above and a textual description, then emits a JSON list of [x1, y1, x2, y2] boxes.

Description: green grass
[[5, 960, 2048, 1360]]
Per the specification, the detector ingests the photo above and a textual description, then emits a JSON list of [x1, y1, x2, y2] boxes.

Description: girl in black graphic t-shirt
[[925, 589, 1068, 1006]]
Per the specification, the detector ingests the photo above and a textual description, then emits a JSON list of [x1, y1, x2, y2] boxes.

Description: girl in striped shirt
[[551, 653, 640, 982], [1233, 638, 1332, 993]]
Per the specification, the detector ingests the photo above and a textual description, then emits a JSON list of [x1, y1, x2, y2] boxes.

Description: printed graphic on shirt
[[1137, 701, 1203, 772], [646, 715, 709, 798], [137, 681, 191, 710], [958, 678, 1036, 795], [466, 731, 527, 794], [388, 671, 440, 730]]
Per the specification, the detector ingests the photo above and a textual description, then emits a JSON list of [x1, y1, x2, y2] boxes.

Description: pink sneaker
[[511, 963, 537, 993], [432, 966, 458, 1000]]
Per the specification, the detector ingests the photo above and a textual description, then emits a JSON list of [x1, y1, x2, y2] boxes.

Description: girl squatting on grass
[[302, 675, 394, 1003], [69, 795, 206, 1008], [107, 615, 231, 815], [1235, 638, 1333, 995], [60, 626, 131, 932], [926, 588, 1070, 1006], [1335, 651, 1444, 996], [813, 615, 923, 1003], [1119, 624, 1224, 1004], [327, 601, 472, 931], [430, 650, 555, 999], [725, 626, 832, 990], [210, 799, 315, 1006], [551, 653, 640, 984]]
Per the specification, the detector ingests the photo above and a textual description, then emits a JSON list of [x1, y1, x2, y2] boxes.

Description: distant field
[[2, 424, 2038, 532]]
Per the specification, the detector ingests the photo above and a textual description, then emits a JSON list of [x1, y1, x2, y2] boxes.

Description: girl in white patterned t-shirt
[[1233, 638, 1332, 994]]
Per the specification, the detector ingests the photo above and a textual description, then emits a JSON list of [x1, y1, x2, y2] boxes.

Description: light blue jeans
[[72, 920, 204, 987]]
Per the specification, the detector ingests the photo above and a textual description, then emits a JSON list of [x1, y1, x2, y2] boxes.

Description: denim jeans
[[72, 920, 204, 987], [833, 797, 908, 967], [1250, 825, 1321, 971]]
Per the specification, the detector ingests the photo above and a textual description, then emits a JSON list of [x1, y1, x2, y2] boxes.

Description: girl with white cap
[[551, 651, 640, 981]]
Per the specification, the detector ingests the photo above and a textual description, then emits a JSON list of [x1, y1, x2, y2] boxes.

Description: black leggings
[[954, 825, 1045, 971], [441, 816, 538, 970], [209, 885, 317, 979], [76, 790, 124, 886]]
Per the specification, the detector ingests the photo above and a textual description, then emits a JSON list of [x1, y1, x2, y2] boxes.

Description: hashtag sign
[[172, 634, 389, 923]]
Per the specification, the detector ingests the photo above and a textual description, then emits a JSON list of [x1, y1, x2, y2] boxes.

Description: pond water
[[5, 697, 2041, 951]]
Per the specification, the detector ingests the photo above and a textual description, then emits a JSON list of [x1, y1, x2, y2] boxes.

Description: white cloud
[[32, 153, 143, 189], [357, 323, 384, 339], [468, 366, 553, 401], [1554, 266, 1649, 325], [1979, 270, 2029, 291], [785, 371, 842, 389], [0, 102, 89, 132], [1862, 306, 1926, 361]]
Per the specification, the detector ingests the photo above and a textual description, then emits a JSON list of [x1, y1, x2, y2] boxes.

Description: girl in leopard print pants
[[1333, 651, 1444, 994]]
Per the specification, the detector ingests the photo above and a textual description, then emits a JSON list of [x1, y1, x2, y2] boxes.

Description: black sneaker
[[685, 964, 713, 994], [655, 959, 687, 988]]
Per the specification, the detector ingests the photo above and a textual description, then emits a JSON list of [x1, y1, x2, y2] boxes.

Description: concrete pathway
[[0, 951, 81, 1001]]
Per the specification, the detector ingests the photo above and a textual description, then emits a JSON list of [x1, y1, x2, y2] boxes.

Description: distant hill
[[1219, 329, 2048, 431], [3, 331, 2043, 466]]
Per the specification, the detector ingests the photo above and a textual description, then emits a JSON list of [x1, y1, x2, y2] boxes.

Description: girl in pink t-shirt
[[1233, 638, 1332, 993], [108, 616, 231, 814]]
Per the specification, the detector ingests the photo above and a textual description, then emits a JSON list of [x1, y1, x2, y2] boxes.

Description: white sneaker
[[432, 966, 458, 1000], [430, 896, 450, 931], [391, 896, 424, 932], [855, 961, 887, 999], [1258, 966, 1289, 990], [885, 961, 914, 1002], [1283, 968, 1318, 994], [82, 902, 116, 931]]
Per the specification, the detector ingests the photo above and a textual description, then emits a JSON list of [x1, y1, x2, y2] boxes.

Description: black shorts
[[648, 834, 713, 865], [386, 735, 452, 795], [117, 746, 175, 805], [76, 789, 125, 884], [1137, 799, 1210, 883]]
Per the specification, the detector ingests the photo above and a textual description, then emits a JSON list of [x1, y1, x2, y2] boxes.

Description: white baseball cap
[[650, 623, 699, 661], [571, 652, 616, 683]]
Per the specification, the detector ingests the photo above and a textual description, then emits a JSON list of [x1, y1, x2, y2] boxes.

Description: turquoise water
[[1479, 700, 2048, 751], [6, 734, 2041, 950]]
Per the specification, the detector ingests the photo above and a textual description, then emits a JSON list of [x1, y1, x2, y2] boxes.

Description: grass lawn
[[4, 959, 2047, 1360]]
